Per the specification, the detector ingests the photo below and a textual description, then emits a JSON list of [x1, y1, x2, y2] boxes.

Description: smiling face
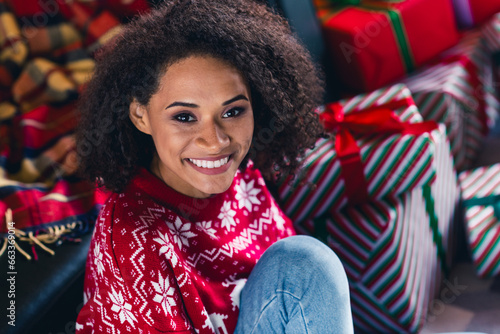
[[129, 55, 254, 198]]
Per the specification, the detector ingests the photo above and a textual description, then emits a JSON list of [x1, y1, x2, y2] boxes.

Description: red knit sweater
[[76, 164, 295, 333]]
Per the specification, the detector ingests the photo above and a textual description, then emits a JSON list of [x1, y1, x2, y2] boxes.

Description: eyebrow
[[165, 94, 249, 109]]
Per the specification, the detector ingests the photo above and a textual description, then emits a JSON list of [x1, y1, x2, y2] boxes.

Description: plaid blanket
[[0, 0, 149, 260]]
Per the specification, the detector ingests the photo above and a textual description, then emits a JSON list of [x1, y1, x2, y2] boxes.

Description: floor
[[419, 121, 500, 334]]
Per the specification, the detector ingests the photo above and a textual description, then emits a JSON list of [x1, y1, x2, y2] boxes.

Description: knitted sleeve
[[76, 195, 194, 333]]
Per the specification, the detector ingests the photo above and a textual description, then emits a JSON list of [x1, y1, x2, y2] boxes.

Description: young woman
[[75, 0, 353, 333]]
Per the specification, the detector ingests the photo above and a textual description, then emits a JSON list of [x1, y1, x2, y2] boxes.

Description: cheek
[[151, 128, 186, 158]]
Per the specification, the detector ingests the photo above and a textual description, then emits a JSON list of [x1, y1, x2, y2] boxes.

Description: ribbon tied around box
[[319, 97, 438, 204]]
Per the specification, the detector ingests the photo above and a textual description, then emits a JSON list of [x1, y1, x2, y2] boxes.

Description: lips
[[186, 154, 233, 175]]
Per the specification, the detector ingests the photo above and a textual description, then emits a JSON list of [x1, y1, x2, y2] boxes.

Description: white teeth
[[189, 157, 229, 169]]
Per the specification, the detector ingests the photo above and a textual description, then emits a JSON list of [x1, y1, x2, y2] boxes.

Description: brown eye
[[222, 107, 244, 118], [174, 113, 196, 122]]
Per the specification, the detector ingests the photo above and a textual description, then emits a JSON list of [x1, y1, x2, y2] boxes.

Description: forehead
[[154, 55, 250, 100]]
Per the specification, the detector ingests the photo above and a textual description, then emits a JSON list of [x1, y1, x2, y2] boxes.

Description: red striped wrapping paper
[[459, 163, 500, 278], [278, 84, 437, 223], [296, 124, 460, 333], [400, 29, 500, 171]]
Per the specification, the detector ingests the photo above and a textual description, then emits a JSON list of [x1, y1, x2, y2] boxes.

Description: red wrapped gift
[[452, 0, 500, 29], [315, 0, 460, 92]]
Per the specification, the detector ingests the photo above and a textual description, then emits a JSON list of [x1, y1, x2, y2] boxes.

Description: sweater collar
[[128, 167, 232, 222]]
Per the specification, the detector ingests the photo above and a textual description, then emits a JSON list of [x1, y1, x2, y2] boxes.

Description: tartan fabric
[[61, 2, 122, 53], [0, 2, 29, 88], [0, 0, 149, 258], [12, 58, 83, 112], [23, 22, 82, 56]]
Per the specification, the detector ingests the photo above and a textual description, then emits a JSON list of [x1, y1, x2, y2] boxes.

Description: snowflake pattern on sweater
[[76, 164, 295, 333]]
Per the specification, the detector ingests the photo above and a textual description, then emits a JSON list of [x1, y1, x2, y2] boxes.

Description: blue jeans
[[234, 235, 354, 334]]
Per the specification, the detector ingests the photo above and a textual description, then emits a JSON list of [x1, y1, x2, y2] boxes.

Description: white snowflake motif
[[93, 243, 105, 277], [152, 272, 176, 316], [218, 201, 237, 231], [271, 202, 286, 231], [166, 217, 197, 249], [196, 221, 218, 239], [153, 232, 179, 267], [235, 179, 261, 212], [109, 286, 137, 327]]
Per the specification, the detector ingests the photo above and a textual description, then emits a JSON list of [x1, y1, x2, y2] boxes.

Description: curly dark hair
[[76, 0, 325, 193]]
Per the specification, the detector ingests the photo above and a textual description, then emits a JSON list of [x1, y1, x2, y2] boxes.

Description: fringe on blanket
[[0, 208, 96, 260]]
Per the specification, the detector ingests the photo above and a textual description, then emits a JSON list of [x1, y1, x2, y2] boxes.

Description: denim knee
[[264, 235, 350, 293]]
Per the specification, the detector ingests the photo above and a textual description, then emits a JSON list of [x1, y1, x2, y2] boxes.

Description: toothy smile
[[188, 156, 230, 169]]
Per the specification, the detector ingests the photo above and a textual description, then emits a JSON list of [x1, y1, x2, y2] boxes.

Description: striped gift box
[[278, 84, 437, 223], [297, 124, 460, 333], [481, 13, 500, 98], [400, 29, 500, 171], [482, 12, 500, 53], [459, 163, 500, 278]]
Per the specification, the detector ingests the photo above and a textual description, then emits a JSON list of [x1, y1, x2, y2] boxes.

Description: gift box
[[278, 84, 438, 223], [314, 0, 460, 92], [482, 12, 500, 53], [481, 13, 500, 98], [0, 2, 29, 88], [400, 29, 500, 171], [459, 163, 500, 278], [296, 124, 460, 333], [452, 0, 500, 29]]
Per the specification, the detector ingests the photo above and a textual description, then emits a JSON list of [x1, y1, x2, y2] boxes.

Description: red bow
[[319, 97, 438, 203]]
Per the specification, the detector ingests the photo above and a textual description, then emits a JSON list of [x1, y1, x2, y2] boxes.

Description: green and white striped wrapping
[[459, 163, 500, 278], [401, 29, 500, 171], [278, 84, 437, 223], [296, 124, 460, 333], [481, 12, 500, 53]]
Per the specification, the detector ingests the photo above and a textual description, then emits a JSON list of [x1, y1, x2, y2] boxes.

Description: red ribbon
[[319, 96, 438, 204]]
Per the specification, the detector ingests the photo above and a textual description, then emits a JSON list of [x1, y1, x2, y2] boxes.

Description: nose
[[195, 119, 230, 152]]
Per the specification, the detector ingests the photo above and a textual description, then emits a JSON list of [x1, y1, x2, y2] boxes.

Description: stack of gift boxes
[[277, 0, 500, 333]]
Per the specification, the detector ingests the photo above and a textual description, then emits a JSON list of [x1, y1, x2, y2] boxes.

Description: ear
[[129, 99, 152, 135]]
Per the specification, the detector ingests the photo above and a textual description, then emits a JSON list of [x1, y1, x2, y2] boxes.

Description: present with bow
[[400, 29, 500, 171], [293, 121, 459, 333], [451, 0, 500, 29], [278, 84, 441, 223], [459, 163, 500, 278], [313, 0, 460, 92]]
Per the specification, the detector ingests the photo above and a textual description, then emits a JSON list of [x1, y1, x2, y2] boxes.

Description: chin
[[197, 180, 233, 197]]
